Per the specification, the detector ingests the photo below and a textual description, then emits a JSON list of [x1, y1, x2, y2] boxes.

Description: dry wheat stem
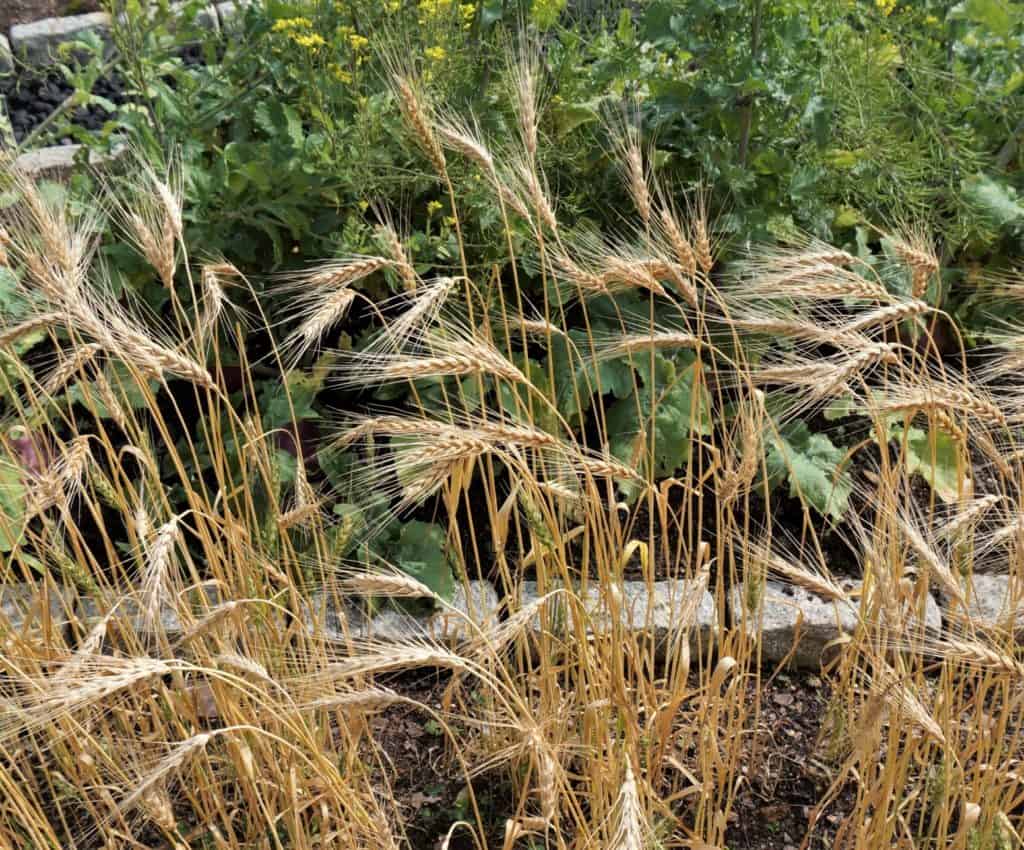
[[0, 312, 61, 348]]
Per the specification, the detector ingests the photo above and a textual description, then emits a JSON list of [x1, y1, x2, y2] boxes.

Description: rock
[[730, 580, 942, 669], [76, 585, 223, 636], [215, 0, 250, 32], [10, 12, 112, 66], [117, 3, 220, 35], [962, 574, 1022, 634], [518, 578, 717, 655], [171, 2, 220, 33], [304, 580, 501, 645], [1, 582, 72, 640], [0, 33, 13, 74], [14, 143, 124, 180]]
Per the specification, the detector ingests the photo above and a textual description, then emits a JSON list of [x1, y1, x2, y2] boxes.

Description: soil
[[1, 46, 205, 144], [375, 671, 855, 850], [723, 673, 855, 850], [0, 0, 99, 33], [1, 69, 128, 143]]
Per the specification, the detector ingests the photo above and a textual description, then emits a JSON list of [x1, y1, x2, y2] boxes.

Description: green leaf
[[765, 420, 852, 522], [389, 520, 455, 600], [897, 424, 965, 503], [0, 461, 26, 552], [949, 0, 1019, 36], [961, 174, 1024, 231], [550, 102, 600, 138], [547, 330, 635, 424], [261, 371, 319, 429], [606, 353, 710, 499]]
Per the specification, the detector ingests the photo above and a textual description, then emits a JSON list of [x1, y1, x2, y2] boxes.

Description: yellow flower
[[875, 0, 896, 15], [459, 3, 476, 26], [337, 25, 355, 37], [349, 33, 369, 51], [272, 16, 312, 31], [426, 200, 443, 215], [386, 0, 400, 10], [443, 215, 456, 227], [418, 0, 450, 17], [358, 200, 369, 212], [329, 63, 353, 84], [293, 33, 326, 50], [925, 14, 939, 24], [424, 45, 447, 61]]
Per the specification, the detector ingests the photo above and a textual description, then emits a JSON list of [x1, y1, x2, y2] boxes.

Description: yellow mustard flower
[[875, 0, 896, 16], [349, 33, 370, 51], [418, 0, 451, 17], [426, 200, 443, 215], [293, 33, 326, 50], [925, 14, 939, 24], [358, 200, 369, 212], [386, 0, 401, 10], [272, 16, 312, 31], [443, 216, 456, 227], [459, 3, 476, 26], [329, 63, 353, 83], [424, 45, 447, 61]]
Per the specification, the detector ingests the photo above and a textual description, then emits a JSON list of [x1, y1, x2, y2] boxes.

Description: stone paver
[[961, 574, 1022, 634], [519, 578, 717, 654], [305, 580, 501, 645], [730, 580, 942, 669], [76, 585, 223, 635], [215, 0, 250, 32], [10, 12, 111, 65], [15, 143, 124, 180], [1, 583, 72, 639]]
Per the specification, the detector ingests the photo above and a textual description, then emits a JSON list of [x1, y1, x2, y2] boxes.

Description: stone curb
[[730, 580, 943, 670], [11, 575, 1017, 674], [519, 578, 717, 655], [75, 584, 224, 635], [1, 582, 75, 641], [12, 142, 125, 179], [946, 573, 1023, 635], [10, 12, 112, 66], [304, 580, 501, 644], [2, 3, 230, 174], [215, 0, 251, 33]]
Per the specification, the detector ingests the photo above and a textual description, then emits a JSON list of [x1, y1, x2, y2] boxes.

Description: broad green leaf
[[607, 353, 710, 499], [0, 461, 26, 552], [390, 520, 455, 600], [765, 420, 852, 522], [68, 361, 158, 417], [962, 174, 1024, 230], [547, 330, 636, 424], [550, 102, 600, 138], [949, 0, 1019, 36], [899, 425, 965, 503]]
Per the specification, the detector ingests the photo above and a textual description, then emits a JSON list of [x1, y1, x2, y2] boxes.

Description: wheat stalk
[[394, 76, 446, 175], [42, 343, 102, 394], [842, 299, 929, 333], [0, 312, 61, 348]]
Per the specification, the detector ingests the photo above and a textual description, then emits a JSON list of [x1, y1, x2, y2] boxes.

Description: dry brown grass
[[0, 50, 1022, 850]]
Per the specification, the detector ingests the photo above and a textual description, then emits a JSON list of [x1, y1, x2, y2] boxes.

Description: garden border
[[2, 575, 1019, 671], [0, 0, 249, 176], [0, 1, 1019, 671]]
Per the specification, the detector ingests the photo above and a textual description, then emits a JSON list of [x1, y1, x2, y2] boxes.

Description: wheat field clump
[[0, 54, 1022, 850]]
